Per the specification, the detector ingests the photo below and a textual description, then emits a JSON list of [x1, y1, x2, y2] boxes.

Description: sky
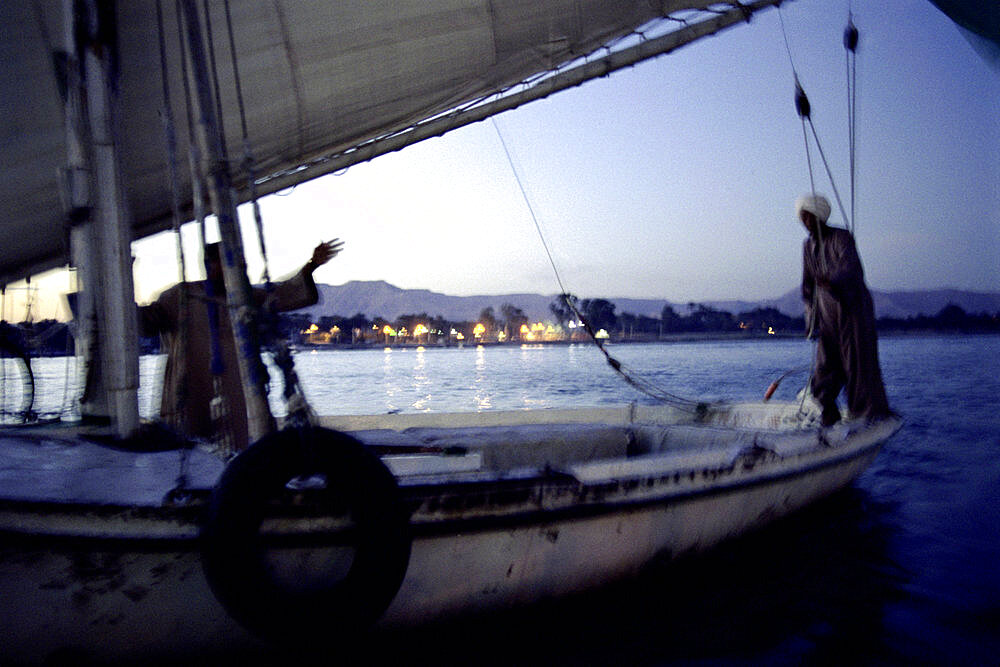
[[7, 0, 998, 322]]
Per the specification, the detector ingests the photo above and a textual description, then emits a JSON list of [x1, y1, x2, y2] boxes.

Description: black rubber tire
[[201, 427, 411, 645]]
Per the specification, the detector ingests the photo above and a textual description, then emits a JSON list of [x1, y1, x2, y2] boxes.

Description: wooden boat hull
[[385, 452, 878, 627], [0, 403, 900, 662]]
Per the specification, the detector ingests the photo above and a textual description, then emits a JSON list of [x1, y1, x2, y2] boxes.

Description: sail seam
[[271, 0, 306, 162]]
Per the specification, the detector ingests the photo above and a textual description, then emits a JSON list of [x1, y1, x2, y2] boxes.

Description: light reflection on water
[[380, 346, 397, 413], [411, 346, 430, 411], [473, 345, 491, 411], [285, 342, 646, 417], [2, 338, 824, 421]]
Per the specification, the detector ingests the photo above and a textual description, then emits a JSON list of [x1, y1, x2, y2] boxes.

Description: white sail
[[0, 0, 780, 284]]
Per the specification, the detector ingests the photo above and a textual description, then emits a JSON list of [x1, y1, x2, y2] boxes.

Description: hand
[[307, 239, 344, 272]]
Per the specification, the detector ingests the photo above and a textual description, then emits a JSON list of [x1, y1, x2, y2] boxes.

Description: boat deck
[[0, 423, 224, 506], [0, 403, 835, 507]]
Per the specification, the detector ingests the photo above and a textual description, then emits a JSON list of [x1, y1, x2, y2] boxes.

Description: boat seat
[[631, 422, 819, 459], [630, 423, 763, 454], [351, 423, 631, 471]]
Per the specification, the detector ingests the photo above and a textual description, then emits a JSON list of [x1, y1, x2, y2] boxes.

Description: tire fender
[[201, 427, 411, 644]]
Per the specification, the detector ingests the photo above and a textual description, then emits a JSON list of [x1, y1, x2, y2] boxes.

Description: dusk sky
[[8, 0, 998, 321]]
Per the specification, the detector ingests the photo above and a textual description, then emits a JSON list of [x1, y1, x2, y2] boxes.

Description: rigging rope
[[23, 278, 34, 324], [201, 0, 229, 164], [778, 7, 857, 231], [157, 0, 191, 440], [223, 0, 270, 286], [844, 12, 859, 234], [0, 287, 5, 420], [175, 0, 235, 455], [778, 8, 825, 413], [772, 7, 865, 411], [173, 0, 208, 258], [0, 320, 35, 423], [218, 0, 315, 429], [155, 0, 195, 488], [490, 118, 702, 413], [157, 0, 188, 287], [795, 77, 817, 195], [60, 287, 77, 421]]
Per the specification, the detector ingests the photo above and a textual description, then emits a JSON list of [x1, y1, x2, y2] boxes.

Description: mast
[[63, 0, 140, 437], [178, 0, 275, 445], [62, 0, 105, 421]]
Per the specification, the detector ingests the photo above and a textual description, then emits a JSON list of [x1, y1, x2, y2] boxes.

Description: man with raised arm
[[140, 240, 342, 448]]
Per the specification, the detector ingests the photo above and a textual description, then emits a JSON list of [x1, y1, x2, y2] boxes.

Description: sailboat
[[11, 0, 986, 661]]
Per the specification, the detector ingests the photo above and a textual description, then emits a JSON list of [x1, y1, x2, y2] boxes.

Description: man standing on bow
[[797, 194, 890, 426]]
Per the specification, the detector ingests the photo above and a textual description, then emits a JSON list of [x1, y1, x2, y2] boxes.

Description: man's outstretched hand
[[307, 239, 344, 272]]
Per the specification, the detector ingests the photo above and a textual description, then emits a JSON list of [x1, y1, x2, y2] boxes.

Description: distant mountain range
[[299, 280, 1000, 323]]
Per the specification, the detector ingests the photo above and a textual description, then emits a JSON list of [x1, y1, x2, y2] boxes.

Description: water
[[3, 335, 999, 665]]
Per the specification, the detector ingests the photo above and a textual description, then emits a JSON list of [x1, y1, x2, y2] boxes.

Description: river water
[[4, 334, 999, 665]]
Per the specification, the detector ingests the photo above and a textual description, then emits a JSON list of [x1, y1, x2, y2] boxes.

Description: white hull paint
[[0, 403, 900, 662], [383, 437, 879, 625]]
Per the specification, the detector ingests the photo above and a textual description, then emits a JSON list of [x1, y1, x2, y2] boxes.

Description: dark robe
[[140, 269, 318, 449], [802, 226, 890, 422]]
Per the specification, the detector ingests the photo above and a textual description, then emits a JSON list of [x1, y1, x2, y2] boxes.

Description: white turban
[[795, 194, 831, 223]]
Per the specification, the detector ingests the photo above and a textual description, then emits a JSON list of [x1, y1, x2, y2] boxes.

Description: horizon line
[[313, 279, 1000, 303]]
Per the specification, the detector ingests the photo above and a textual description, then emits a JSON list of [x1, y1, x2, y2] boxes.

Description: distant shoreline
[[288, 329, 998, 353], [12, 329, 997, 359]]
